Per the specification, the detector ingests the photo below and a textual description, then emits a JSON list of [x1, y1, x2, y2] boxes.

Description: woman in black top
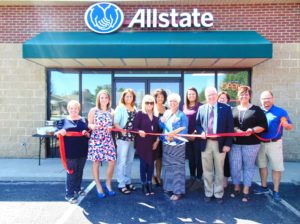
[[229, 86, 268, 202], [56, 100, 89, 204]]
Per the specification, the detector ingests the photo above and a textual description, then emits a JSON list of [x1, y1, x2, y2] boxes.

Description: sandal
[[230, 190, 241, 198], [119, 187, 131, 195], [170, 194, 182, 201], [154, 176, 162, 187], [242, 193, 250, 202], [126, 184, 136, 191]]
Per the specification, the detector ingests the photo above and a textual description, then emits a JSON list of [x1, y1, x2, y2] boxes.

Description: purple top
[[183, 102, 202, 134], [133, 111, 159, 165]]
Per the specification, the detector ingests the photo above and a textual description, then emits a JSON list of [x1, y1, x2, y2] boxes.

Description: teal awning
[[23, 31, 272, 59]]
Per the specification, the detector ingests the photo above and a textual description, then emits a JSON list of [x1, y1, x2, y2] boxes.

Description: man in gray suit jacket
[[196, 86, 234, 203]]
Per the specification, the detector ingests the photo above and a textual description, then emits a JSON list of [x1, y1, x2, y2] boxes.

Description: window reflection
[[217, 71, 249, 106], [50, 71, 79, 120], [150, 82, 180, 96], [115, 82, 145, 109], [82, 72, 111, 117], [184, 72, 215, 103]]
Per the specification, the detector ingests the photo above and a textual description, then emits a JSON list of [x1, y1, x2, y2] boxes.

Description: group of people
[[55, 85, 293, 204]]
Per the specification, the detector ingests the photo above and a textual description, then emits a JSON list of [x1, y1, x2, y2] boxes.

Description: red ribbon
[[57, 132, 84, 174], [109, 117, 287, 141], [254, 117, 286, 142]]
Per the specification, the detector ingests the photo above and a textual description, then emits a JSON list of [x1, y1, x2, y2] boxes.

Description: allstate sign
[[84, 2, 124, 34]]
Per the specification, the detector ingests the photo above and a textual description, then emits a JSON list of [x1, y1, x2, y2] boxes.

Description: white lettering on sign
[[128, 8, 213, 28]]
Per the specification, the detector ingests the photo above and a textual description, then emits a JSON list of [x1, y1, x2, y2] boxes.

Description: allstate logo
[[84, 2, 124, 34]]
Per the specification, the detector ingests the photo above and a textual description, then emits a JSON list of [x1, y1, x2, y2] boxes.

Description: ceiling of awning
[[27, 58, 269, 68], [23, 31, 272, 68]]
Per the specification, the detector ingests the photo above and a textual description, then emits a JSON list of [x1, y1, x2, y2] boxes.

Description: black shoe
[[204, 196, 212, 203], [216, 197, 224, 204]]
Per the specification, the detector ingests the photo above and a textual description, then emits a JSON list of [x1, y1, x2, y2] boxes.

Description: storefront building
[[0, 0, 299, 160]]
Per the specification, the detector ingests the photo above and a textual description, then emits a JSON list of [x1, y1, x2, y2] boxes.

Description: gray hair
[[205, 86, 217, 97], [167, 93, 181, 104]]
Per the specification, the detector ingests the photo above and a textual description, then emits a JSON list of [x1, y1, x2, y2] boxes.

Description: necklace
[[238, 110, 247, 125], [238, 104, 252, 125]]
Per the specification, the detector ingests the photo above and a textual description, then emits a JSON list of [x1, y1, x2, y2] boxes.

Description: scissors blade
[[173, 135, 189, 142]]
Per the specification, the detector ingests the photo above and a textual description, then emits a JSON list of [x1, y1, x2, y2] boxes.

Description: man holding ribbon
[[196, 86, 234, 204], [255, 90, 293, 202]]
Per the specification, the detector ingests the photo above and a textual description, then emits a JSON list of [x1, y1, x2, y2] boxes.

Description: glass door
[[115, 81, 146, 109], [114, 75, 182, 109], [149, 80, 180, 96]]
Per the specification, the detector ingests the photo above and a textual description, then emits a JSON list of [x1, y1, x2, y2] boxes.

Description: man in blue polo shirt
[[255, 90, 293, 202]]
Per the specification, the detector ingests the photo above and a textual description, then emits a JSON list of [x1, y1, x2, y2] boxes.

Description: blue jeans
[[140, 157, 154, 183], [65, 158, 86, 197], [116, 139, 135, 188]]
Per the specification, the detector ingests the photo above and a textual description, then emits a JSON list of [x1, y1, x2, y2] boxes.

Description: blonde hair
[[141, 95, 155, 113], [67, 100, 81, 111], [96, 90, 111, 110]]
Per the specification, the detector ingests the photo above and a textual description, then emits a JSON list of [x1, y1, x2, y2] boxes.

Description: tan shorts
[[256, 139, 284, 171]]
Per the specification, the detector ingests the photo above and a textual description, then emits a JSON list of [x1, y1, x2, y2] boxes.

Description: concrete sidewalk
[[1, 158, 299, 184]]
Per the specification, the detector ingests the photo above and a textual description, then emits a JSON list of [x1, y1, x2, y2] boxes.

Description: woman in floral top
[[88, 90, 116, 198], [114, 89, 137, 194]]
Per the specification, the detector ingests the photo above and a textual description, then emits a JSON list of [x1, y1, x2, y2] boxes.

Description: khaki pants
[[201, 140, 225, 198]]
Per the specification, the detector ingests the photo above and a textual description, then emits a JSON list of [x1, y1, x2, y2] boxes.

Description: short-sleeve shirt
[[56, 118, 89, 159], [232, 105, 268, 145], [260, 105, 292, 140]]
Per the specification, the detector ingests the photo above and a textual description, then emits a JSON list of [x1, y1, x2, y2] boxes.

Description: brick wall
[[252, 43, 300, 161], [0, 44, 45, 158], [0, 3, 299, 43]]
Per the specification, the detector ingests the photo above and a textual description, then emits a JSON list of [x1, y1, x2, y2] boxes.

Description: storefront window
[[49, 71, 79, 120], [217, 71, 250, 106], [82, 72, 111, 117], [184, 71, 215, 103], [115, 82, 145, 109], [48, 69, 250, 120]]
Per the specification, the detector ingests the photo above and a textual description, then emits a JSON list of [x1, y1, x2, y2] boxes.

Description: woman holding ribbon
[[114, 88, 137, 195], [230, 86, 268, 202], [134, 95, 160, 196], [160, 93, 188, 201], [87, 90, 116, 198], [55, 100, 89, 204]]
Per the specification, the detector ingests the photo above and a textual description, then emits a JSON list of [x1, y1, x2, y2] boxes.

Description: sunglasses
[[145, 101, 154, 105]]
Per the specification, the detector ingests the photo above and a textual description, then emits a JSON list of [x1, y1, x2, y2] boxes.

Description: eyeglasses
[[261, 97, 272, 100], [145, 102, 154, 105]]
